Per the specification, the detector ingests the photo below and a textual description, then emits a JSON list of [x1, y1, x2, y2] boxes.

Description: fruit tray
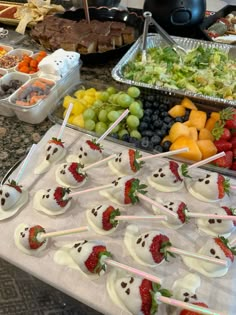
[[112, 33, 236, 107], [48, 80, 236, 179], [1, 124, 236, 315]]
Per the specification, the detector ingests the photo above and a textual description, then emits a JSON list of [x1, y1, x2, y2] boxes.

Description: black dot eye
[[47, 145, 52, 151], [5, 192, 9, 197]]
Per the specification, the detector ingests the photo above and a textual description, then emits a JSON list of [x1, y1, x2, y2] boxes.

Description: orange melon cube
[[197, 140, 217, 160], [168, 105, 186, 118], [189, 109, 207, 130], [181, 97, 198, 110], [188, 126, 198, 141], [170, 136, 202, 161], [169, 122, 190, 143], [210, 112, 220, 121], [183, 120, 192, 127], [199, 128, 214, 141], [205, 117, 217, 132]]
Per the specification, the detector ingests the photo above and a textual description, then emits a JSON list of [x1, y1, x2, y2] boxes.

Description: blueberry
[[154, 145, 164, 152], [139, 121, 148, 132], [151, 135, 161, 145], [152, 114, 159, 122], [164, 116, 172, 124], [121, 134, 130, 142], [146, 95, 155, 102], [142, 130, 154, 137], [140, 137, 150, 150], [129, 137, 140, 146], [142, 116, 151, 123], [175, 117, 185, 123], [153, 120, 163, 129], [153, 101, 160, 108], [110, 133, 119, 139], [144, 108, 153, 116], [162, 140, 172, 152]]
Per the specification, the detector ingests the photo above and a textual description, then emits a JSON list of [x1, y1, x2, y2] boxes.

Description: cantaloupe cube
[[197, 140, 217, 160], [205, 117, 217, 131], [199, 128, 214, 141], [210, 112, 220, 121], [188, 126, 198, 141], [183, 120, 192, 127], [170, 136, 202, 161], [168, 105, 186, 118], [161, 135, 171, 144], [181, 97, 198, 110], [189, 110, 207, 130], [169, 122, 190, 143]]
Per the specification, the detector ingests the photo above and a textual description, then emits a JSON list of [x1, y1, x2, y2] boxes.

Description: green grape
[[136, 108, 144, 119], [117, 93, 133, 108], [108, 122, 120, 133], [95, 122, 107, 135], [84, 119, 95, 131], [127, 86, 141, 98], [129, 101, 142, 116], [130, 129, 142, 139], [98, 109, 108, 122], [106, 86, 117, 95], [107, 110, 120, 122], [83, 108, 96, 121], [127, 115, 140, 129], [99, 91, 109, 102], [93, 99, 103, 109], [118, 129, 129, 139]]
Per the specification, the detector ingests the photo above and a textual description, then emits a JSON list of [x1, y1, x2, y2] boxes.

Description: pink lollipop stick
[[187, 152, 225, 170], [83, 154, 116, 171], [138, 147, 189, 161], [68, 183, 113, 198], [38, 226, 89, 240], [116, 215, 167, 221]]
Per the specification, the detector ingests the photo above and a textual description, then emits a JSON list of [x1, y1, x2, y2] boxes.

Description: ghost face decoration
[[110, 151, 133, 175], [56, 163, 87, 188], [40, 188, 64, 211], [18, 226, 31, 250], [45, 141, 64, 163], [190, 173, 220, 202], [115, 276, 143, 315], [0, 184, 22, 211], [172, 273, 201, 303], [77, 142, 102, 165]]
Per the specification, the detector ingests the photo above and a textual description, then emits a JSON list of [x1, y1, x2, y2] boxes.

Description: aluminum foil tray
[[112, 33, 236, 106]]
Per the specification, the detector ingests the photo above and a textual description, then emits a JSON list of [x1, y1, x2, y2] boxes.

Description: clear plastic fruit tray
[[48, 79, 236, 179], [1, 124, 236, 315], [111, 33, 236, 107]]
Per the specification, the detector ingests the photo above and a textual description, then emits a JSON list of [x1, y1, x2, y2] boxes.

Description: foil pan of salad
[[112, 33, 236, 106]]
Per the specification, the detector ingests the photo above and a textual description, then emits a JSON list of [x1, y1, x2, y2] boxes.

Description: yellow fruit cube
[[188, 126, 198, 141], [85, 88, 97, 96], [63, 95, 77, 109], [198, 128, 214, 141], [169, 122, 190, 143], [74, 89, 86, 99], [170, 136, 202, 161], [168, 105, 186, 118], [71, 100, 86, 115], [197, 140, 217, 160], [189, 109, 207, 130], [181, 97, 198, 110], [72, 114, 84, 128]]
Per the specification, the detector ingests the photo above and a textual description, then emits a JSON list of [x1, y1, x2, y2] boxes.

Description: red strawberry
[[221, 206, 236, 226], [149, 234, 175, 263], [68, 162, 87, 182], [102, 206, 120, 231], [129, 149, 144, 172], [220, 107, 236, 129], [232, 148, 236, 160], [214, 139, 232, 152], [176, 202, 187, 223], [179, 302, 208, 315], [230, 136, 236, 149], [212, 150, 233, 169], [53, 187, 71, 207], [217, 174, 230, 199], [214, 236, 236, 263], [231, 161, 236, 170], [231, 129, 236, 137], [124, 178, 147, 204], [6, 179, 22, 193], [86, 139, 102, 153], [84, 245, 111, 274], [29, 225, 46, 249], [169, 161, 183, 182], [212, 121, 231, 141], [139, 280, 172, 315], [48, 137, 64, 147]]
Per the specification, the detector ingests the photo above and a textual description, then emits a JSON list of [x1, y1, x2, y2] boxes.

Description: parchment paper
[[1, 124, 236, 315]]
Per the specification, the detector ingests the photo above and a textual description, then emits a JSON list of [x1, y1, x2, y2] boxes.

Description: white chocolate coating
[[56, 163, 87, 188], [108, 150, 140, 176]]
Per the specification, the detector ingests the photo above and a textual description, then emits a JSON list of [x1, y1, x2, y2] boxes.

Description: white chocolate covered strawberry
[[56, 162, 87, 188], [172, 273, 201, 304], [186, 172, 230, 202], [0, 180, 23, 211], [148, 161, 184, 192], [69, 240, 111, 277], [100, 176, 147, 206], [197, 206, 236, 237], [182, 236, 236, 277], [86, 204, 120, 235], [108, 149, 144, 176], [14, 223, 48, 256]]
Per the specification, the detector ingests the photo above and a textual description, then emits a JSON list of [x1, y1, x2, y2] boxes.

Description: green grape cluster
[[82, 86, 143, 139]]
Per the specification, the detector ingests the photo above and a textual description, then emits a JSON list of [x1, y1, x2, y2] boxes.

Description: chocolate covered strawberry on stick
[[0, 144, 36, 219], [34, 104, 73, 175], [66, 109, 129, 165], [107, 269, 223, 315], [108, 147, 188, 176], [124, 225, 228, 272]]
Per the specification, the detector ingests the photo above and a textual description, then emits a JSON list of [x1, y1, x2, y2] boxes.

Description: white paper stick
[[136, 193, 178, 218], [229, 238, 236, 247], [187, 152, 225, 170], [116, 215, 167, 221], [230, 186, 236, 190], [156, 295, 224, 315], [38, 226, 89, 241], [169, 246, 228, 266], [138, 147, 189, 161], [15, 144, 37, 183], [187, 212, 236, 221], [57, 103, 73, 140], [68, 183, 113, 198], [96, 109, 129, 144], [104, 258, 162, 284], [83, 154, 116, 171]]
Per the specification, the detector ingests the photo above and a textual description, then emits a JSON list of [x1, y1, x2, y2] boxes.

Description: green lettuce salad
[[122, 45, 236, 100]]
